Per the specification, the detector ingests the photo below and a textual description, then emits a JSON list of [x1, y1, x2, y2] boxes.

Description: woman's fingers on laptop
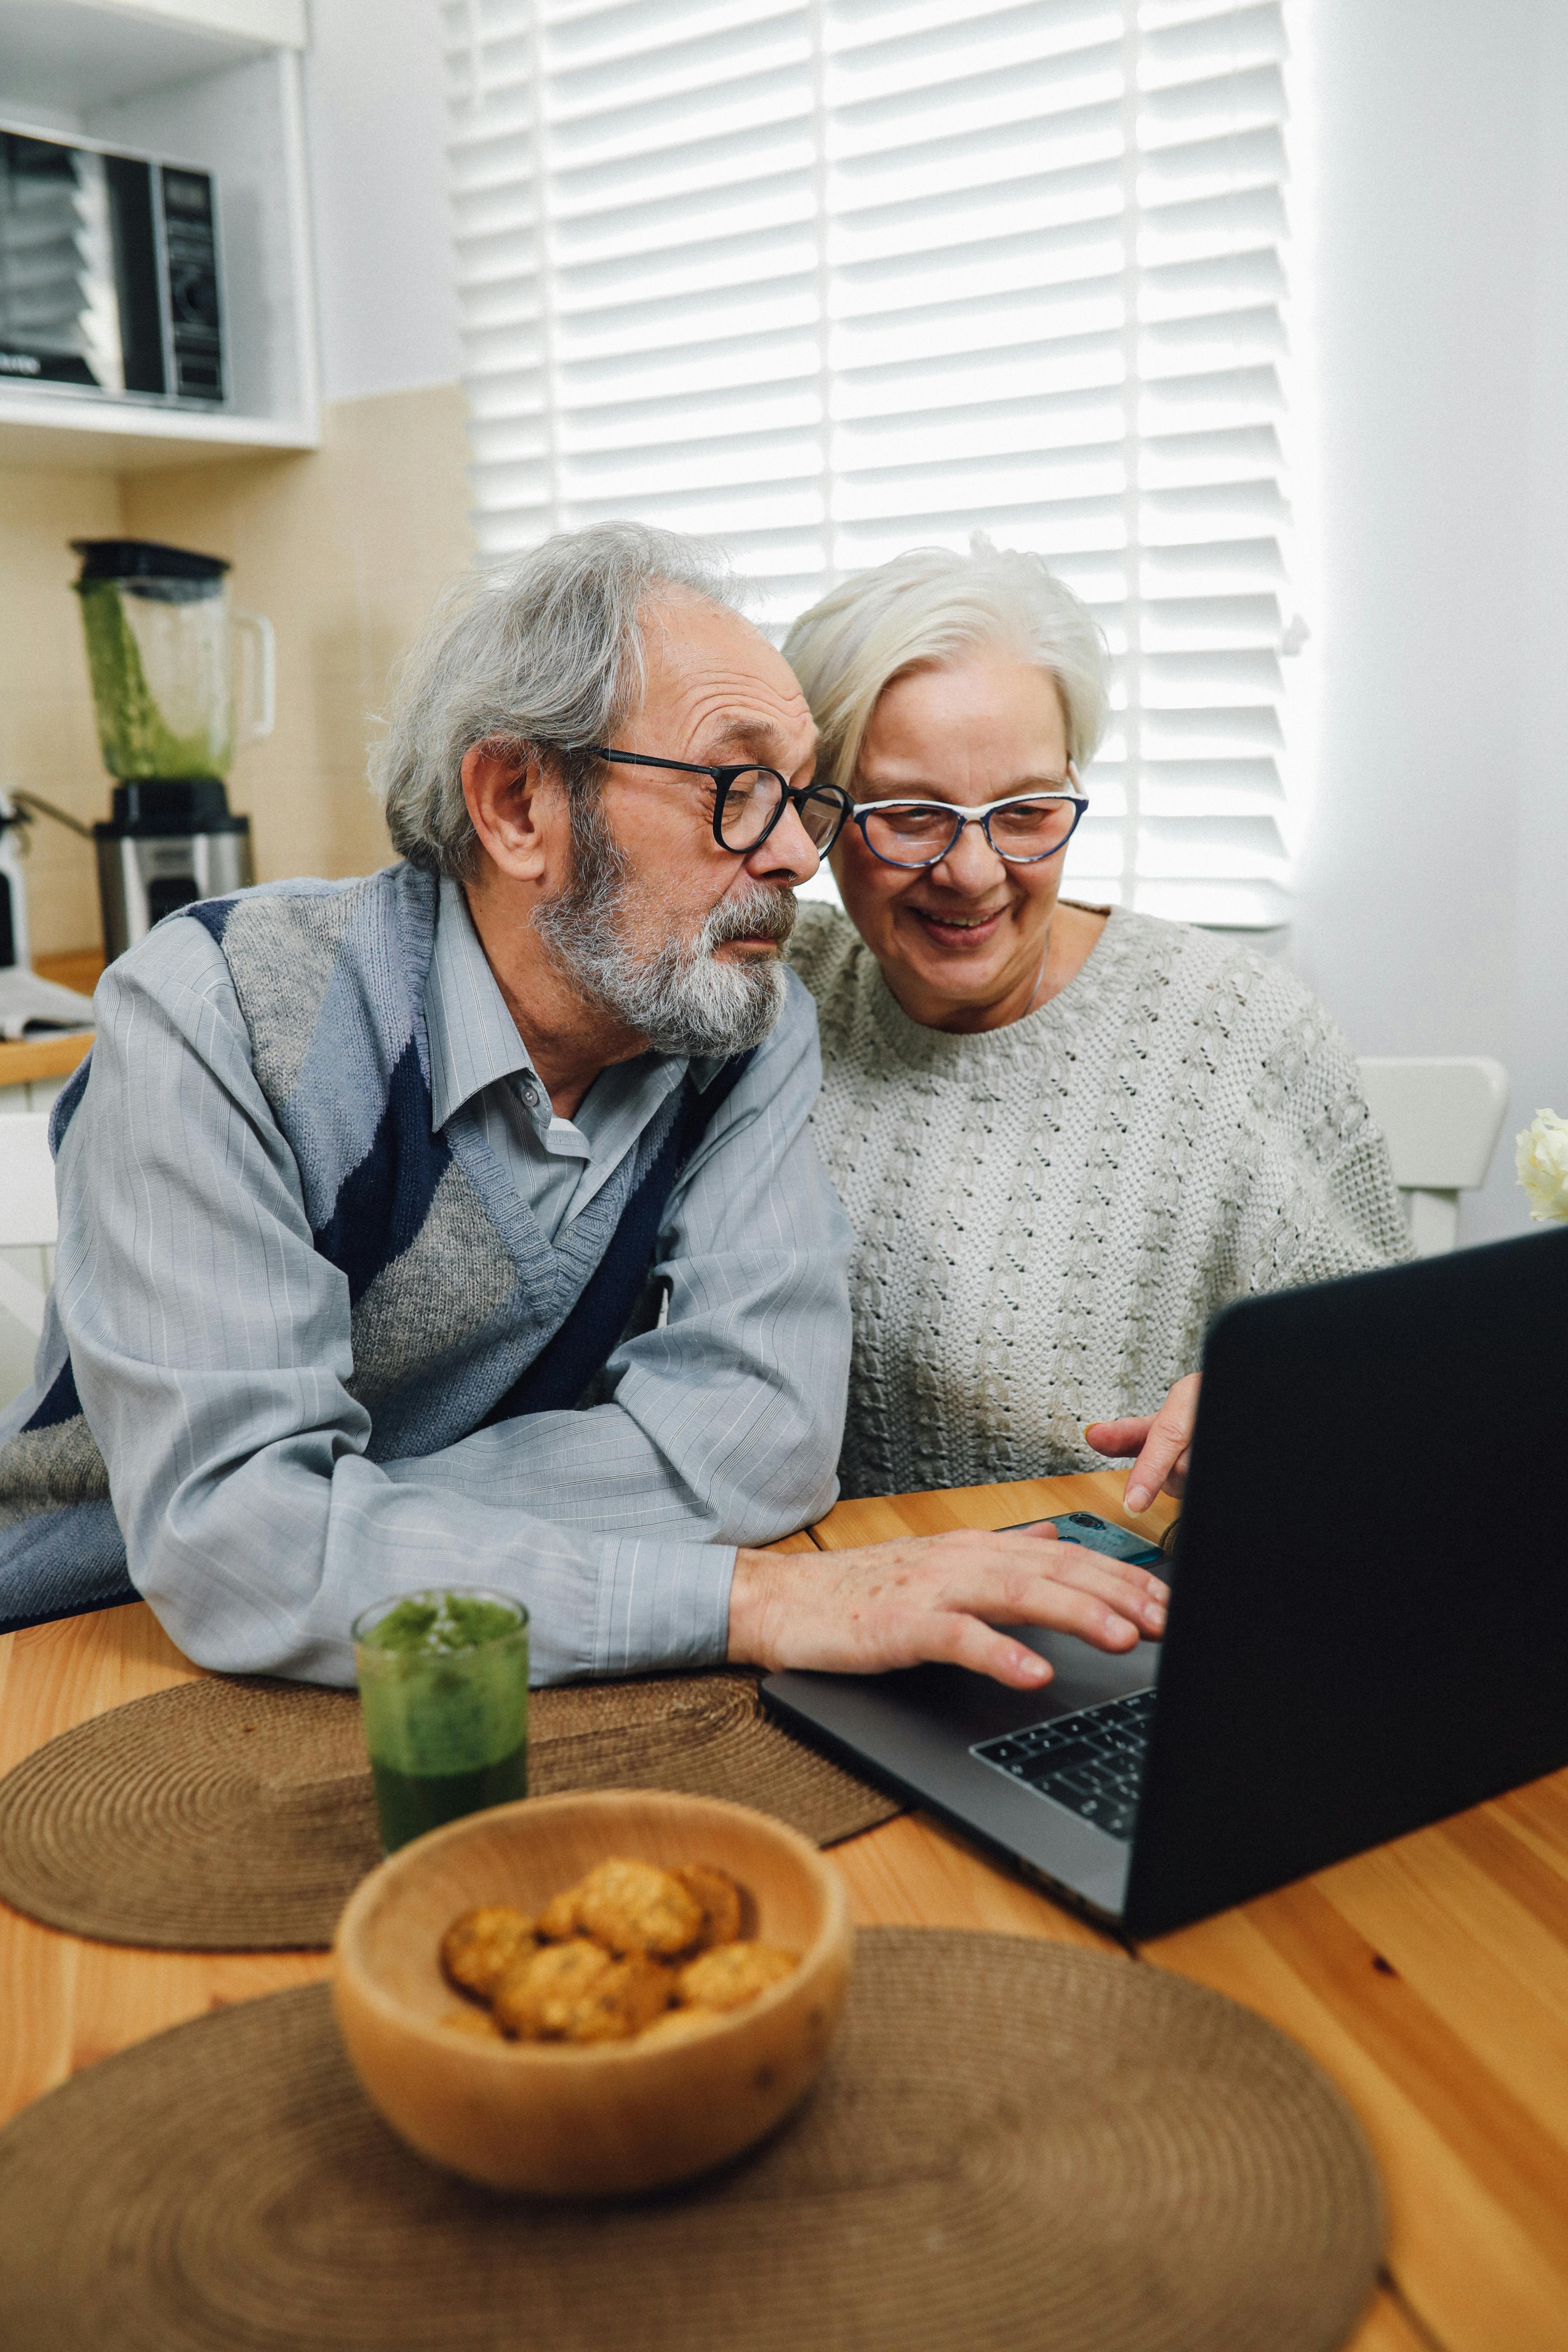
[[727, 1529, 1167, 1689], [1085, 1372, 1201, 1514]]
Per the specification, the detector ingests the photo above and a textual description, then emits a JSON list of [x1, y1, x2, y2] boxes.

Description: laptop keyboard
[[970, 1687, 1155, 1842]]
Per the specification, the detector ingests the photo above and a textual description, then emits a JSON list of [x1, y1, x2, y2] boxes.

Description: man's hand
[[728, 1524, 1169, 1691], [1084, 1372, 1200, 1516]]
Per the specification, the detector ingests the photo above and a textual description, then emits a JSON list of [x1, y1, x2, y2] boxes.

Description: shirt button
[[519, 1079, 539, 1108]]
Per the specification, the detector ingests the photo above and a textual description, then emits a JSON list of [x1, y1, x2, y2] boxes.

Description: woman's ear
[[461, 742, 564, 882]]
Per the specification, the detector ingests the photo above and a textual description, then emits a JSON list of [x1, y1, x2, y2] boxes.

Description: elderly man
[[0, 524, 1166, 1692]]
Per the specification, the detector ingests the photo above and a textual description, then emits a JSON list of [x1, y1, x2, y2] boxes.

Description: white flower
[[1516, 1110, 1568, 1222]]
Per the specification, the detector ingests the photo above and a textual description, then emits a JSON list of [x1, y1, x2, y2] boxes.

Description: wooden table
[[5, 1470, 1566, 2352]]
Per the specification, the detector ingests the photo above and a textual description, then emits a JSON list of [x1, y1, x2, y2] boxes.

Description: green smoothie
[[352, 1590, 530, 1854], [75, 578, 231, 780]]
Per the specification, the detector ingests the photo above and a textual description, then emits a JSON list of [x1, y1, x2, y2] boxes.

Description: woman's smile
[[905, 902, 1011, 950]]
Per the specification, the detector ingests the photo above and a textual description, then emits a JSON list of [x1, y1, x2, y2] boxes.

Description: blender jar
[[70, 538, 273, 781]]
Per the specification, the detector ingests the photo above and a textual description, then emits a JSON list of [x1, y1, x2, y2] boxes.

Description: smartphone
[[1000, 1508, 1170, 1569]]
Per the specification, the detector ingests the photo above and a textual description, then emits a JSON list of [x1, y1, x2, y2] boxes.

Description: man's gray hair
[[782, 533, 1110, 797], [373, 522, 740, 878]]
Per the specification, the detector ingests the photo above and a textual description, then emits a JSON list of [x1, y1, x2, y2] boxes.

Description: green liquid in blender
[[356, 1593, 529, 1853], [76, 578, 229, 780]]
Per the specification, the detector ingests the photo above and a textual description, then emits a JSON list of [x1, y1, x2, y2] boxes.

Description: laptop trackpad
[[849, 1627, 1157, 1752], [1013, 1623, 1159, 1716]]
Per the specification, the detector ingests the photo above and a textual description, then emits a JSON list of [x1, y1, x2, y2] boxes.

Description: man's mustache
[[700, 883, 797, 953]]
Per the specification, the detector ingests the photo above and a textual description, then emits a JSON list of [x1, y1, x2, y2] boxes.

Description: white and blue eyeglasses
[[849, 765, 1088, 869]]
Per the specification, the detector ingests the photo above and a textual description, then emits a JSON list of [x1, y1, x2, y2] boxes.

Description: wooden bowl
[[332, 1788, 854, 2197]]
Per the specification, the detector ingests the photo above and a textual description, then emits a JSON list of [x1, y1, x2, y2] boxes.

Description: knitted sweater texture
[[785, 902, 1415, 1500]]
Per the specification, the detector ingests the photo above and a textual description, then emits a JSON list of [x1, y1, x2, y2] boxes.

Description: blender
[[70, 538, 272, 958]]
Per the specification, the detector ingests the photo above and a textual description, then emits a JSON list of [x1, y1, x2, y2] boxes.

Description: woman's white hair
[[782, 534, 1109, 796], [372, 521, 738, 879]]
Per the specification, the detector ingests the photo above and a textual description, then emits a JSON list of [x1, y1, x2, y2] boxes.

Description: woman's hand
[[727, 1523, 1168, 1691], [1084, 1372, 1201, 1514]]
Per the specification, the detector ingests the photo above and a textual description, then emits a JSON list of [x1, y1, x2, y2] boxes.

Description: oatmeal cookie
[[439, 1904, 538, 2002], [676, 1941, 797, 2012]]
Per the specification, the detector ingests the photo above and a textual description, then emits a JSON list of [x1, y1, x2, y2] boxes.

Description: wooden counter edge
[[0, 1030, 93, 1087], [0, 951, 103, 1090]]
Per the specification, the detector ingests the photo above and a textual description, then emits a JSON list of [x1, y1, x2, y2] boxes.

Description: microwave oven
[[0, 122, 224, 406]]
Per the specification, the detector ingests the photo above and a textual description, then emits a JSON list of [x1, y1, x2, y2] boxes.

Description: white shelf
[[0, 392, 317, 469], [0, 5, 320, 469]]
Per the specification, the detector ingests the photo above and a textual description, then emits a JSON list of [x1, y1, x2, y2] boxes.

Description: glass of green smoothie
[[352, 1588, 530, 1854]]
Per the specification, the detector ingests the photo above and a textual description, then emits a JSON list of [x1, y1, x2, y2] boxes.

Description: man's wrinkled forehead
[[693, 705, 804, 764], [638, 592, 816, 766]]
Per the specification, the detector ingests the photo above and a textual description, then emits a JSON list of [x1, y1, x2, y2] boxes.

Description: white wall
[[1296, 0, 1568, 1244], [302, 0, 461, 401], [1512, 3, 1568, 1239]]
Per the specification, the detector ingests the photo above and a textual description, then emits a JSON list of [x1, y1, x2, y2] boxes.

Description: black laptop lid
[[1122, 1226, 1568, 1940]]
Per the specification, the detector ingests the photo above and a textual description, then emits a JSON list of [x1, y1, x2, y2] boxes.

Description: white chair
[[1357, 1057, 1510, 1256], [0, 1112, 58, 1339]]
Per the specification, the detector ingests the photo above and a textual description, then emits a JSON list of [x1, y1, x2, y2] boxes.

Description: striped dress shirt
[[42, 881, 852, 1685]]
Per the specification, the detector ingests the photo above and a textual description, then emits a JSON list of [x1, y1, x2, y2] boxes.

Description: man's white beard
[[532, 794, 795, 1058]]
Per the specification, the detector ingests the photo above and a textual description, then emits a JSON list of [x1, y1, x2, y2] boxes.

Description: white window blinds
[[445, 0, 1296, 928]]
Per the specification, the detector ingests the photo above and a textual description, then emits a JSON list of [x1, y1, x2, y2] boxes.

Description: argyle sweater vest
[[0, 863, 750, 1632]]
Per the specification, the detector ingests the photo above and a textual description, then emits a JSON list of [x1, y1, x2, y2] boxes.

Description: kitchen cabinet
[[0, 0, 320, 468]]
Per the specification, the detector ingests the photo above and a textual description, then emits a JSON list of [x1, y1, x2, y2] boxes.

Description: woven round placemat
[[0, 1668, 899, 1950], [0, 1929, 1382, 2352]]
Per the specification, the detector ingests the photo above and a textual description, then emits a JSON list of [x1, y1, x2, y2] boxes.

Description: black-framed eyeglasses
[[579, 746, 852, 857], [849, 767, 1089, 869]]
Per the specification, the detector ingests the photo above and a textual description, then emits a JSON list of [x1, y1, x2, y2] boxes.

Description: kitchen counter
[[0, 953, 102, 1095]]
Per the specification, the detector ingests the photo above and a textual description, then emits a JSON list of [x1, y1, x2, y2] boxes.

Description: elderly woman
[[782, 540, 1413, 1510]]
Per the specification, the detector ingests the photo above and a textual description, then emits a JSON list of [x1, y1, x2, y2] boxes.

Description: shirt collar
[[424, 876, 729, 1131], [425, 876, 537, 1130]]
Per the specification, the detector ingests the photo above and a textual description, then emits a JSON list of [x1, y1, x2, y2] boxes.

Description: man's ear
[[461, 742, 564, 882]]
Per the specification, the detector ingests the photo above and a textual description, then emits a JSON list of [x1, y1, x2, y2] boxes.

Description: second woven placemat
[[0, 1668, 899, 1951], [0, 1930, 1384, 2352]]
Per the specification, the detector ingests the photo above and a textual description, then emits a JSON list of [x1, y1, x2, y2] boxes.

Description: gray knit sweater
[[785, 902, 1415, 1499]]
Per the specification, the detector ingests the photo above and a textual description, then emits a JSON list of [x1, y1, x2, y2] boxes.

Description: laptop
[[763, 1226, 1568, 1939]]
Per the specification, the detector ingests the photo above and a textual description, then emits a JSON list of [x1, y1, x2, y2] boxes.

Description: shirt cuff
[[590, 1536, 737, 1679]]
